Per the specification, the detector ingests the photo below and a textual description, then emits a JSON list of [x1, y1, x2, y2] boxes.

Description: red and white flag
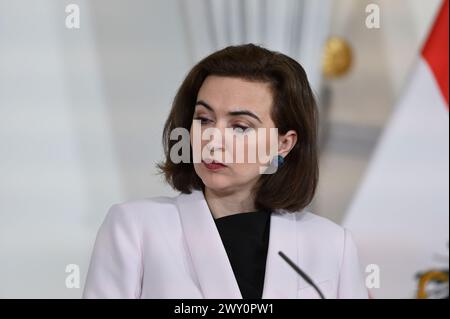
[[343, 0, 449, 298]]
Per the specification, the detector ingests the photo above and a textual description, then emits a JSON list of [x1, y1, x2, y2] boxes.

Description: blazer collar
[[176, 189, 299, 299]]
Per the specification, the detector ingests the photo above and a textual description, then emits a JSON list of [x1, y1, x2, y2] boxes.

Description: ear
[[278, 130, 297, 157]]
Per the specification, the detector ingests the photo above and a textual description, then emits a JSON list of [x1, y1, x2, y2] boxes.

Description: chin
[[200, 175, 234, 191]]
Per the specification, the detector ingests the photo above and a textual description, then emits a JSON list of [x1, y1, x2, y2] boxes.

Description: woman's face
[[190, 75, 289, 194]]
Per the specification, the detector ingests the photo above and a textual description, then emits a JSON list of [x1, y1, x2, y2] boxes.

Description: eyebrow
[[195, 100, 262, 124]]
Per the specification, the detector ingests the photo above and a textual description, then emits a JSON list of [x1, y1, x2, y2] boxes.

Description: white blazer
[[83, 189, 368, 299]]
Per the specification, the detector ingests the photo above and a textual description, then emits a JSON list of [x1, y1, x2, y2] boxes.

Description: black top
[[213, 209, 272, 299]]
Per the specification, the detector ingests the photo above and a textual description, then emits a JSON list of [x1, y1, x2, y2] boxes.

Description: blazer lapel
[[261, 210, 299, 299], [176, 189, 299, 299], [176, 189, 242, 299]]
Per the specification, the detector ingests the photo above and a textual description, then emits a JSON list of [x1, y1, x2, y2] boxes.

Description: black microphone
[[278, 251, 325, 299]]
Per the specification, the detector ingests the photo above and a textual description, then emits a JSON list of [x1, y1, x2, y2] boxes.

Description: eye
[[193, 116, 212, 125], [233, 125, 252, 134]]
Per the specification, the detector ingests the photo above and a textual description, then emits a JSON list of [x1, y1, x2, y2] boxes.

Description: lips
[[202, 160, 227, 170]]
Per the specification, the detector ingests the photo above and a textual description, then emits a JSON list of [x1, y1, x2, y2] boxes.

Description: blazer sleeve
[[83, 204, 143, 298], [337, 228, 369, 298]]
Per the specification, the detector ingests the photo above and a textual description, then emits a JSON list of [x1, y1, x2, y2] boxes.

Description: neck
[[203, 186, 257, 219]]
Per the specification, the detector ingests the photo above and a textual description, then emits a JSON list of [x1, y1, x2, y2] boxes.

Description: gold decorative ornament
[[322, 36, 353, 78], [416, 270, 448, 299]]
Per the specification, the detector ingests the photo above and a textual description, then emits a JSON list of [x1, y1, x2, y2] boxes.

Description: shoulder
[[286, 211, 367, 298], [279, 209, 352, 248], [295, 211, 347, 235], [114, 194, 178, 213], [283, 211, 362, 276], [103, 194, 180, 227]]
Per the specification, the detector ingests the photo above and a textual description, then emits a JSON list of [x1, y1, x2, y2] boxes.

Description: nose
[[205, 124, 226, 153]]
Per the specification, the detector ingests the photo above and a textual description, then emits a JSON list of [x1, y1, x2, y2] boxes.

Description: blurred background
[[0, 0, 448, 298]]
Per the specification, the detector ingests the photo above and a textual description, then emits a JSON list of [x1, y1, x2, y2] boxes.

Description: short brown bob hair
[[157, 43, 319, 212]]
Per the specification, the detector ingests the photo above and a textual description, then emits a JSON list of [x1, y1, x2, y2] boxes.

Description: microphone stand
[[279, 251, 326, 299]]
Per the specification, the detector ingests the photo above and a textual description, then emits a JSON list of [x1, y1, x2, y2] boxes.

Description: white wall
[[0, 0, 188, 298]]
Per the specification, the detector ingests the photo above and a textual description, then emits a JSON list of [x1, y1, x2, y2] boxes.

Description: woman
[[83, 44, 368, 299]]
